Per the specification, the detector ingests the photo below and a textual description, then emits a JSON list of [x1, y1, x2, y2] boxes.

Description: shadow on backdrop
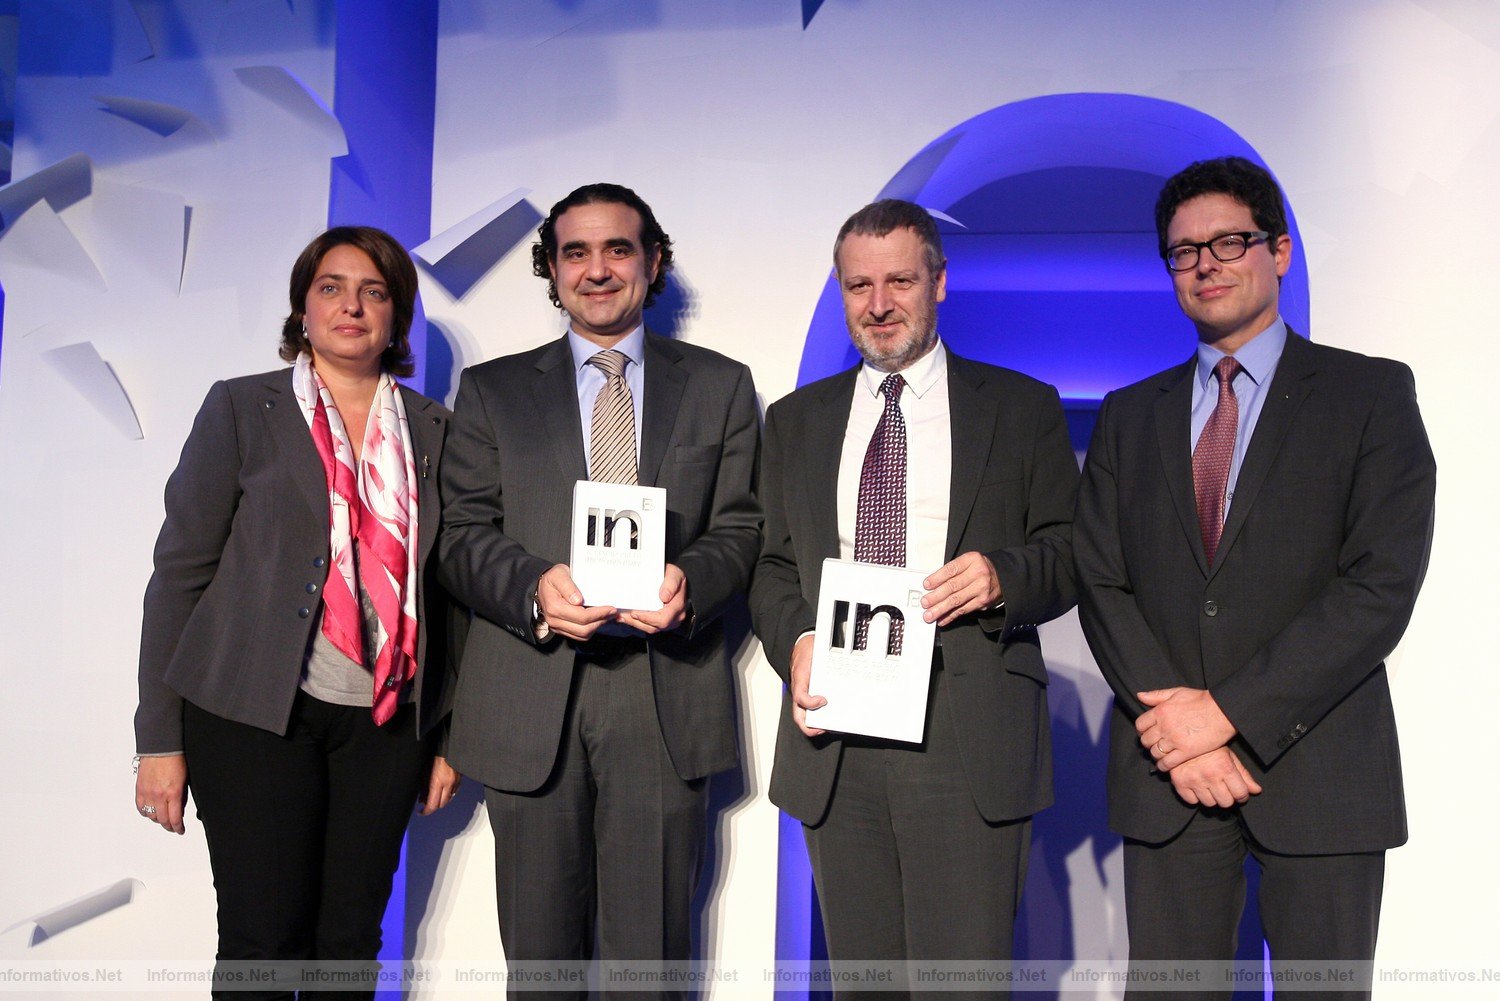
[[643, 269, 698, 341], [690, 598, 754, 969]]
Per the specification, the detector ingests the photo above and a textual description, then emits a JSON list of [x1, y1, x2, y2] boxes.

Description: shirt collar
[[859, 337, 947, 399], [569, 324, 646, 373], [1196, 316, 1287, 388]]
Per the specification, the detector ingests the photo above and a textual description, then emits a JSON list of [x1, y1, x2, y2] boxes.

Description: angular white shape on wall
[[41, 341, 144, 440], [69, 177, 190, 295], [413, 187, 541, 299], [233, 65, 347, 158], [0, 198, 106, 291], [0, 877, 143, 947], [0, 152, 92, 228], [94, 94, 206, 138], [926, 207, 966, 228]]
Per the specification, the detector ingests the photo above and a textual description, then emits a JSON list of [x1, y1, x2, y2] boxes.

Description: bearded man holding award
[[749, 198, 1079, 996]]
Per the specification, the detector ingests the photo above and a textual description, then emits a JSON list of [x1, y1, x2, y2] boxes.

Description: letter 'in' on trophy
[[809, 558, 936, 742], [569, 480, 667, 610]]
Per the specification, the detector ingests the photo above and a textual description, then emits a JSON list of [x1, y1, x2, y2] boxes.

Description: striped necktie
[[586, 349, 638, 485]]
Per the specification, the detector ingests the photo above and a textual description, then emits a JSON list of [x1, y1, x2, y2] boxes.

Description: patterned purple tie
[[1193, 357, 1242, 568], [854, 374, 907, 653]]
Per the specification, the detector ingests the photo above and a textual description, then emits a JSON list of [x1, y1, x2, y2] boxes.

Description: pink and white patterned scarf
[[292, 353, 420, 725]]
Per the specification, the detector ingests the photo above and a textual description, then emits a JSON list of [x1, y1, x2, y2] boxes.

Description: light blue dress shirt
[[568, 324, 646, 472], [1189, 317, 1288, 519]]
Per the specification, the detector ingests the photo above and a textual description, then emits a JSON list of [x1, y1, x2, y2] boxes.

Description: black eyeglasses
[[1163, 231, 1269, 272]]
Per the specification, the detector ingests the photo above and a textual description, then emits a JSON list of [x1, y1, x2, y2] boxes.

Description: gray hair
[[833, 199, 946, 276]]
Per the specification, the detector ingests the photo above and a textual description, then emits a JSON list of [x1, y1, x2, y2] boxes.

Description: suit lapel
[[1210, 332, 1315, 579], [808, 368, 858, 560], [261, 370, 330, 526], [400, 386, 445, 564], [944, 354, 999, 560], [639, 334, 687, 487], [1154, 359, 1208, 576], [530, 336, 589, 483]]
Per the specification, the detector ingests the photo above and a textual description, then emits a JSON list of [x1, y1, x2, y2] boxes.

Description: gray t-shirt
[[301, 575, 412, 707]]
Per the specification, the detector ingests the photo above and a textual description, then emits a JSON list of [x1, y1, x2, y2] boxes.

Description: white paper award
[[569, 480, 667, 611], [806, 558, 937, 743]]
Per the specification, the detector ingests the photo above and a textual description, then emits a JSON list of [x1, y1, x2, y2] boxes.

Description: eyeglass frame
[[1162, 230, 1270, 273]]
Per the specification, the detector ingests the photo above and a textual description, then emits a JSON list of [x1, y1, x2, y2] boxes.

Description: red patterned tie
[[854, 374, 907, 652], [1193, 357, 1243, 567]]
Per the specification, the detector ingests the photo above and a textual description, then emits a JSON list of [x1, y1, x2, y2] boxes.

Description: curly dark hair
[[1154, 156, 1288, 260], [280, 226, 418, 377], [531, 183, 674, 309]]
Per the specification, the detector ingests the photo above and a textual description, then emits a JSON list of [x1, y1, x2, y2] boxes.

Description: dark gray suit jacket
[[749, 351, 1079, 826], [437, 333, 761, 792], [135, 368, 458, 753], [1075, 332, 1436, 854]]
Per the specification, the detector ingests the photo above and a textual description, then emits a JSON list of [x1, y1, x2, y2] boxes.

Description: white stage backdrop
[[1, 2, 1495, 997]]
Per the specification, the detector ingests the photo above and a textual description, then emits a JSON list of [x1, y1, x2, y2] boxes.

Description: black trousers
[[803, 666, 1033, 1001], [484, 650, 707, 1001], [184, 693, 428, 1001], [1124, 808, 1386, 1001]]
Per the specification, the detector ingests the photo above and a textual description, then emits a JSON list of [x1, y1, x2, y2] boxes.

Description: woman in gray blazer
[[132, 226, 463, 999]]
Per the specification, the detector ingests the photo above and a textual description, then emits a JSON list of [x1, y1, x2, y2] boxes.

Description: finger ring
[[139, 805, 157, 817], [1156, 740, 1168, 755]]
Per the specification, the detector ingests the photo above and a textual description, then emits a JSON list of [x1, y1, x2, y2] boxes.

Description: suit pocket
[[674, 443, 719, 464], [1272, 447, 1347, 484], [981, 457, 1025, 486], [1003, 648, 1050, 686]]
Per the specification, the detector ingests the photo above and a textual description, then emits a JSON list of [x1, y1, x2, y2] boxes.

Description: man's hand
[[921, 551, 1002, 626], [617, 564, 689, 635], [789, 633, 827, 738], [135, 754, 188, 835], [1165, 747, 1263, 808], [416, 755, 461, 816], [536, 564, 617, 642], [1136, 686, 1237, 771]]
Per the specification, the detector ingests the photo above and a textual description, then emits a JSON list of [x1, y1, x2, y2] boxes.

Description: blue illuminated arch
[[797, 93, 1309, 397]]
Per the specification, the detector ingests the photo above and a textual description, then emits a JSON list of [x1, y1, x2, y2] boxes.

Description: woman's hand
[[135, 755, 188, 835], [416, 755, 461, 815]]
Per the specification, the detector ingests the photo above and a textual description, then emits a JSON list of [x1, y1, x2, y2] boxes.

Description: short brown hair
[[280, 226, 418, 377]]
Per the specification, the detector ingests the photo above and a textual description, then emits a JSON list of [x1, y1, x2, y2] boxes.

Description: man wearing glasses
[[1075, 157, 1435, 998]]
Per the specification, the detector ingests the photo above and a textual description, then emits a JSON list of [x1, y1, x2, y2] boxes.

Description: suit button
[[431, 416, 441, 424], [297, 607, 310, 618], [305, 583, 318, 594], [1277, 736, 1292, 749], [264, 400, 275, 409], [1203, 601, 1218, 617], [313, 557, 327, 568], [1293, 723, 1306, 735]]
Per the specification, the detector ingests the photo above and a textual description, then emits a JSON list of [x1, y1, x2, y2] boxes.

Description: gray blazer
[[134, 368, 459, 754], [749, 351, 1079, 825], [1075, 332, 1437, 854], [437, 333, 762, 792]]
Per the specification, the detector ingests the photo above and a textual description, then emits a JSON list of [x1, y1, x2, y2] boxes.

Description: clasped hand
[[787, 552, 1001, 738], [536, 563, 688, 641], [1136, 686, 1262, 807]]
